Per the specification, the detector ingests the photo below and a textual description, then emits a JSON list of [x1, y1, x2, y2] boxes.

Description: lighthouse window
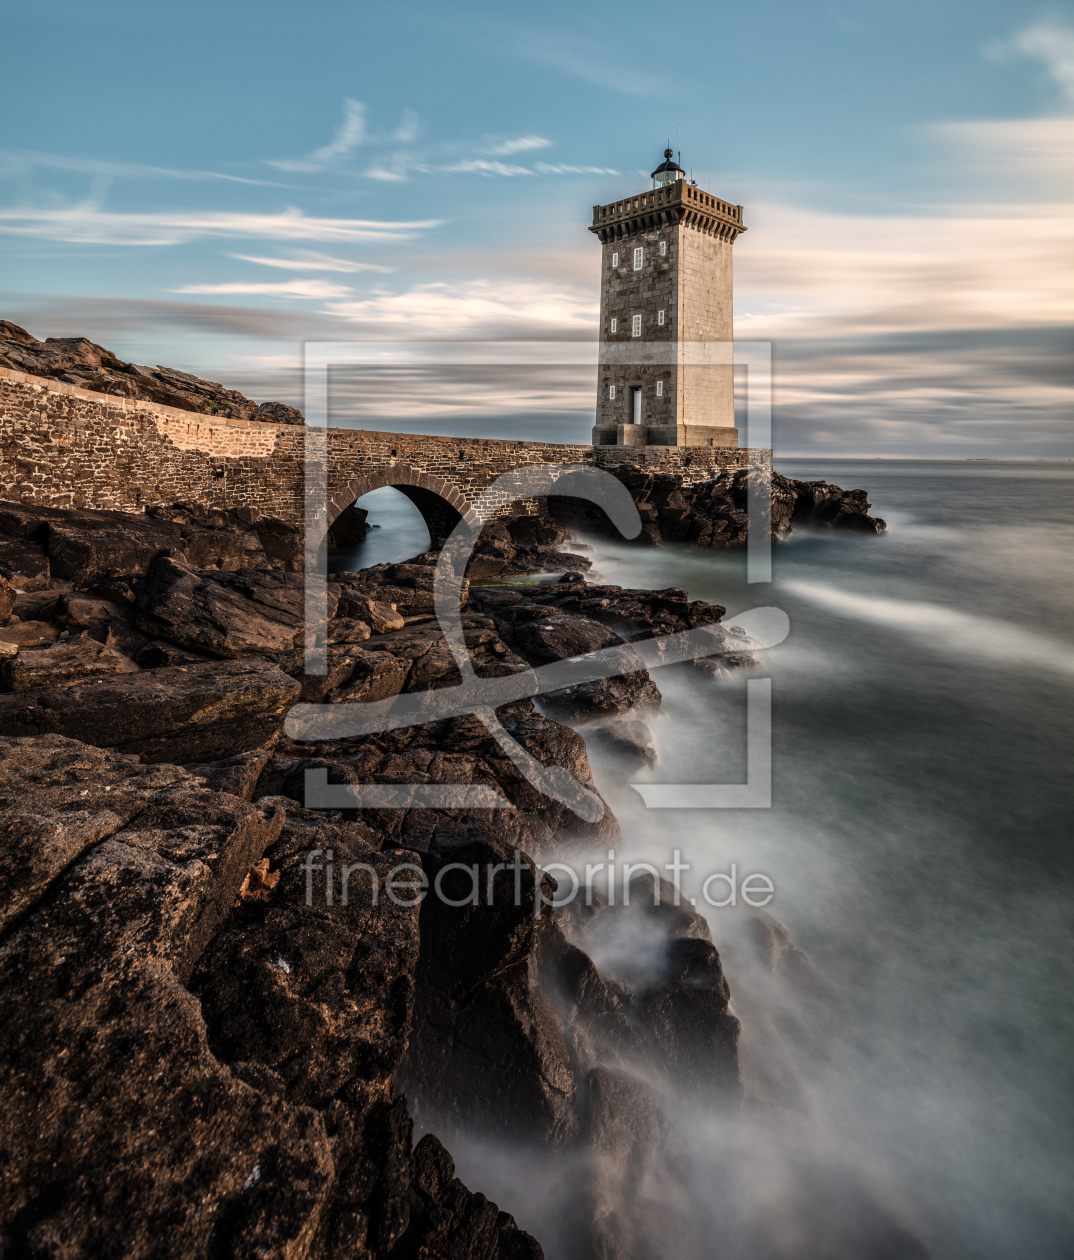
[[657, 309, 665, 325], [610, 317, 618, 334], [609, 385, 616, 400], [633, 247, 643, 270], [632, 314, 642, 337], [656, 380, 664, 397], [660, 240, 667, 256], [611, 252, 619, 267]]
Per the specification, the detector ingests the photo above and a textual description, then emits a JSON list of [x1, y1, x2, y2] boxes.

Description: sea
[[330, 460, 1074, 1260]]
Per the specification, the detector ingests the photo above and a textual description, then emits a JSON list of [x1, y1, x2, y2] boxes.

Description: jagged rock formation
[[0, 499, 928, 1260], [0, 499, 303, 593], [0, 320, 304, 423], [549, 466, 887, 546], [0, 738, 541, 1259]]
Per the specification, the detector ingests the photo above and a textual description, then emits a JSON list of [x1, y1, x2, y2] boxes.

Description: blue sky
[[1, 0, 1072, 456]]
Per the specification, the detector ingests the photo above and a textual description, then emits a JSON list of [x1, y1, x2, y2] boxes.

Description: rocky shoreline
[[0, 489, 923, 1259], [0, 497, 746, 1258], [547, 465, 886, 548]]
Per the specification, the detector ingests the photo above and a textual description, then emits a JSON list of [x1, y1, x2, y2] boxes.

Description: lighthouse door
[[631, 387, 642, 424]]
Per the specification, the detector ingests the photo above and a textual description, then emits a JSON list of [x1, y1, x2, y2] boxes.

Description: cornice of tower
[[589, 179, 746, 244]]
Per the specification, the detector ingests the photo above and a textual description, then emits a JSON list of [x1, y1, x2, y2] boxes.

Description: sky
[[1, 0, 1072, 457]]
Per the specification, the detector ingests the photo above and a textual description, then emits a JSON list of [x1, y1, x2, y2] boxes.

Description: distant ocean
[[336, 460, 1074, 1258]]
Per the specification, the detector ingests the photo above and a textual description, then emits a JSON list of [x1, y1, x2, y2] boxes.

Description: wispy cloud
[[175, 279, 353, 299], [534, 162, 620, 175], [229, 251, 394, 273], [439, 159, 535, 177], [263, 99, 607, 184], [0, 205, 442, 246], [311, 98, 366, 162], [364, 152, 617, 182], [323, 277, 597, 337], [0, 149, 289, 187], [270, 98, 367, 172], [485, 135, 553, 156], [987, 19, 1074, 105], [393, 109, 420, 143]]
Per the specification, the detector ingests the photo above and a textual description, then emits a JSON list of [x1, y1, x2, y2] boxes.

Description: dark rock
[[0, 637, 139, 691], [691, 649, 758, 678], [326, 645, 412, 704], [88, 576, 137, 607], [391, 1134, 545, 1260], [548, 466, 885, 547], [256, 399, 305, 425], [662, 936, 731, 993], [0, 499, 300, 589], [635, 984, 740, 1096], [11, 589, 62, 621], [337, 592, 407, 633], [0, 657, 300, 763], [274, 644, 364, 704], [497, 600, 667, 721], [0, 734, 207, 931], [540, 659, 662, 724], [0, 619, 59, 649], [399, 838, 579, 1147], [0, 321, 305, 423], [54, 591, 131, 630], [575, 1067, 693, 1260], [512, 613, 621, 664], [554, 881, 608, 944], [0, 534, 50, 590], [0, 773, 318, 1259], [135, 556, 337, 658], [252, 753, 367, 805], [590, 718, 658, 767], [251, 515, 304, 571], [0, 573, 16, 622], [0, 734, 537, 1258], [557, 872, 741, 1097], [773, 472, 887, 535], [328, 617, 372, 644], [327, 503, 369, 548], [332, 557, 465, 619], [490, 708, 621, 850], [135, 639, 212, 668], [544, 933, 645, 1075], [184, 745, 278, 800], [193, 816, 416, 1105]]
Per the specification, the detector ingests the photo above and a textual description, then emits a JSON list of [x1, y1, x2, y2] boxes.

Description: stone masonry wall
[[594, 213, 736, 436], [0, 367, 768, 531], [679, 229, 734, 429], [596, 229, 678, 428]]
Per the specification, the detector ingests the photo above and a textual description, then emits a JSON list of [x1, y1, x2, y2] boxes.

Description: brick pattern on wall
[[679, 229, 734, 427], [592, 179, 742, 442], [0, 367, 770, 529], [597, 230, 678, 427]]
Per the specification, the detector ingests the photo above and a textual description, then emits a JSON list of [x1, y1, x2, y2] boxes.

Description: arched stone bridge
[[0, 368, 767, 536]]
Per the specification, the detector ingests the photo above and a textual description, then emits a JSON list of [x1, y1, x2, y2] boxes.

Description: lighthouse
[[590, 149, 747, 447]]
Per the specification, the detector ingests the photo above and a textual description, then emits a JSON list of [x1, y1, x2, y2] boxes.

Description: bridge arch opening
[[327, 488, 431, 572], [325, 464, 470, 572]]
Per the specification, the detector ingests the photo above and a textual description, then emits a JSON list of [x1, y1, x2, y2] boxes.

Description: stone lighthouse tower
[[590, 149, 747, 447]]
